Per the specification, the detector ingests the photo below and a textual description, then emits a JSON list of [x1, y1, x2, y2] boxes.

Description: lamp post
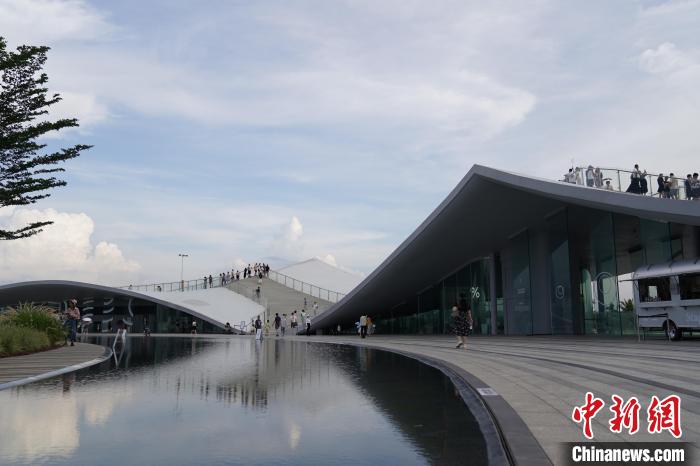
[[178, 253, 189, 290]]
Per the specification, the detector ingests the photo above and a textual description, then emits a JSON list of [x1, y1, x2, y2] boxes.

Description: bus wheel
[[664, 321, 683, 341]]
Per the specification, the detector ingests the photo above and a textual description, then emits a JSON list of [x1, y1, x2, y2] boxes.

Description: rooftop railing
[[266, 270, 346, 304], [118, 271, 346, 304], [566, 166, 700, 200]]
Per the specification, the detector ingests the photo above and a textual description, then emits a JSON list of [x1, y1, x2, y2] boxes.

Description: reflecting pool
[[0, 337, 487, 465]]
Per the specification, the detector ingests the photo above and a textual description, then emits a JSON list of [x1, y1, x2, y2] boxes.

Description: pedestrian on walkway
[[65, 299, 80, 346], [191, 320, 197, 334], [366, 316, 373, 336], [281, 314, 288, 337], [264, 319, 270, 336], [255, 316, 263, 340], [306, 318, 312, 336], [291, 311, 297, 331], [274, 313, 281, 337], [452, 304, 472, 350], [359, 314, 368, 338]]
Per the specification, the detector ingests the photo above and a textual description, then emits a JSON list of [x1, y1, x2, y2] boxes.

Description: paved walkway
[[299, 334, 700, 465], [0, 342, 108, 387]]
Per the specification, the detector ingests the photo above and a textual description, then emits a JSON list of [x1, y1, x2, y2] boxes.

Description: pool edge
[[312, 339, 552, 466], [0, 345, 113, 391]]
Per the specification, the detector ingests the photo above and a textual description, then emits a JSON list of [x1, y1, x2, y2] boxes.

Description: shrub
[[0, 303, 66, 346], [0, 325, 51, 357]]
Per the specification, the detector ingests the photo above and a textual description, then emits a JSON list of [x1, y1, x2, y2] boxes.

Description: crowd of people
[[203, 262, 271, 289], [563, 164, 700, 200], [251, 308, 315, 340]]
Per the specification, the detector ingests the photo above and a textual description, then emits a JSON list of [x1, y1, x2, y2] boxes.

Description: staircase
[[227, 277, 333, 323]]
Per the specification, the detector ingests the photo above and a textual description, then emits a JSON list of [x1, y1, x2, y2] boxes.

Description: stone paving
[[0, 342, 107, 386], [298, 334, 700, 465]]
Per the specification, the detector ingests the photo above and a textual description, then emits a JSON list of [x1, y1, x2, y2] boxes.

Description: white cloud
[[0, 0, 112, 46], [638, 42, 698, 75], [270, 216, 305, 260], [0, 208, 141, 285]]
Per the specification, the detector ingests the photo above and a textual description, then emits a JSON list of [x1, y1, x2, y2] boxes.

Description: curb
[[0, 346, 113, 391]]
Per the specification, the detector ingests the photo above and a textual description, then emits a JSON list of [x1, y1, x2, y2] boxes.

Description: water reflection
[[0, 337, 487, 466]]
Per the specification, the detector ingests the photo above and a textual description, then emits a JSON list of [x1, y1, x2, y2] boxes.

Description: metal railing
[[565, 166, 700, 200], [118, 271, 346, 304], [118, 276, 229, 292], [267, 270, 346, 303]]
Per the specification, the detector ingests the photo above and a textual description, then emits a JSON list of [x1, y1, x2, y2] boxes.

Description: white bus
[[633, 259, 700, 340]]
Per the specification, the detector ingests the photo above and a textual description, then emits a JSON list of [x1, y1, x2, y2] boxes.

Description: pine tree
[[0, 36, 91, 240]]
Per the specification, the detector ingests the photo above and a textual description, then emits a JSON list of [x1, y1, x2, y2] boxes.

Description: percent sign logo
[[470, 286, 480, 299]]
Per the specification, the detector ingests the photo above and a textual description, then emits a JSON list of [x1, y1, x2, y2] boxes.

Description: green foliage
[[0, 325, 51, 357], [0, 302, 65, 346], [620, 298, 635, 312], [0, 36, 91, 240]]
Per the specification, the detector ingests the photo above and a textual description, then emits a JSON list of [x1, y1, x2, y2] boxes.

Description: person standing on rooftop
[[670, 174, 679, 199], [594, 167, 603, 188], [563, 168, 575, 183], [585, 166, 595, 187]]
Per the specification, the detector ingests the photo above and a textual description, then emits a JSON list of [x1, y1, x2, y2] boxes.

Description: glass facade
[[377, 258, 493, 335], [547, 211, 574, 334], [506, 231, 532, 335], [370, 207, 697, 338], [73, 296, 222, 334]]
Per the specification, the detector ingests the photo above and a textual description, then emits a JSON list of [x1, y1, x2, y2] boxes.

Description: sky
[[1, 0, 700, 286]]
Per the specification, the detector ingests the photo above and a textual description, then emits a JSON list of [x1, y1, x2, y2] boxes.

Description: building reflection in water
[[0, 337, 486, 466]]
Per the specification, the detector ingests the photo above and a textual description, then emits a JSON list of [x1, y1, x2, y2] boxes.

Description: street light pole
[[178, 253, 189, 288]]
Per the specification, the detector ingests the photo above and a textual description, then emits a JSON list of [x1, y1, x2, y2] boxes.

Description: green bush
[[0, 325, 51, 357], [0, 303, 66, 348]]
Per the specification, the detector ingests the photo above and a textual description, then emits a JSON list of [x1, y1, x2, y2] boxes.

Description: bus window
[[679, 273, 700, 300], [638, 277, 672, 302]]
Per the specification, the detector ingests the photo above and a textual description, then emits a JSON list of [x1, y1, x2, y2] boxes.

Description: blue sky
[[1, 0, 700, 285]]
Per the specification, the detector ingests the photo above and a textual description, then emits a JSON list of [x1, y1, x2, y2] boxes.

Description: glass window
[[638, 277, 672, 302], [679, 273, 700, 300]]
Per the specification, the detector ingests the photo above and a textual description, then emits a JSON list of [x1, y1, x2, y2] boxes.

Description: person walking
[[264, 319, 270, 337], [281, 314, 288, 337], [291, 311, 297, 332], [65, 299, 80, 346], [306, 318, 312, 336], [359, 314, 368, 338], [274, 313, 281, 337], [255, 316, 263, 340], [366, 316, 373, 336], [452, 304, 472, 350], [191, 320, 197, 334]]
